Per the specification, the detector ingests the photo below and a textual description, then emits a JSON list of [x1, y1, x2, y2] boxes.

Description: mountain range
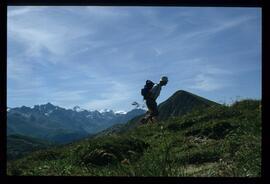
[[7, 90, 218, 159], [99, 90, 220, 135], [7, 90, 261, 176], [7, 103, 146, 144]]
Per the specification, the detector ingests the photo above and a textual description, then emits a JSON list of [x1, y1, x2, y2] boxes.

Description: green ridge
[[7, 134, 56, 160], [7, 99, 261, 176]]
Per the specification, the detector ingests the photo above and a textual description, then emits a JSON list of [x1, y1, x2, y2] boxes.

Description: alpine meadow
[[7, 7, 261, 176]]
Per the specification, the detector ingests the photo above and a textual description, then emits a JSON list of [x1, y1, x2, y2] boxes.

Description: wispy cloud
[[8, 7, 92, 61], [189, 73, 226, 91], [7, 57, 32, 81], [7, 7, 261, 109], [82, 81, 132, 110], [8, 6, 47, 17], [182, 60, 234, 91]]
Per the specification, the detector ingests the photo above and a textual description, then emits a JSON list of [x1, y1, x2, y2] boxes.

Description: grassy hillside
[[158, 90, 220, 121], [7, 134, 56, 160], [7, 99, 261, 176], [110, 90, 221, 133]]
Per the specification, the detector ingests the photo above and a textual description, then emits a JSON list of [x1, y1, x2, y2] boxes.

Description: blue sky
[[7, 6, 261, 112]]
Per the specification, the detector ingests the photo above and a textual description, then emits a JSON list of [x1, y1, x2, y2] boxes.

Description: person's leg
[[146, 98, 158, 124], [151, 116, 157, 123], [140, 117, 147, 124], [140, 99, 154, 124], [140, 101, 154, 124], [151, 100, 159, 124], [140, 111, 151, 124], [145, 116, 153, 124]]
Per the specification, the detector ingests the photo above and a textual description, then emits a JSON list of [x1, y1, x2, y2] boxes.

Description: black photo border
[[0, 0, 266, 184]]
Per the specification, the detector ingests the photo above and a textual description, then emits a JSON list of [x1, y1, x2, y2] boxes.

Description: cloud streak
[[82, 81, 132, 110], [7, 7, 261, 110], [8, 7, 92, 61]]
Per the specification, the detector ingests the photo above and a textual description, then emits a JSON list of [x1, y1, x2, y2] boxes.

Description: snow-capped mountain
[[73, 106, 85, 112], [115, 110, 127, 115], [98, 109, 113, 113], [7, 103, 146, 144], [97, 109, 128, 115]]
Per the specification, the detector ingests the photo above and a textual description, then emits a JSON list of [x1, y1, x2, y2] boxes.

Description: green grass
[[7, 99, 261, 176], [7, 134, 56, 160]]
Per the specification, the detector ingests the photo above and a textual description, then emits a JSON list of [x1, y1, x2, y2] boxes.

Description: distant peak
[[172, 90, 203, 98], [174, 90, 190, 94], [99, 109, 114, 113], [115, 110, 127, 115], [20, 105, 32, 110], [73, 105, 79, 108], [38, 102, 55, 107], [73, 106, 85, 112], [37, 103, 58, 112]]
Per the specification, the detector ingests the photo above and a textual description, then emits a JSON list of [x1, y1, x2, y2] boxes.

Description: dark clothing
[[140, 97, 158, 124], [145, 98, 158, 117], [140, 80, 166, 124]]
